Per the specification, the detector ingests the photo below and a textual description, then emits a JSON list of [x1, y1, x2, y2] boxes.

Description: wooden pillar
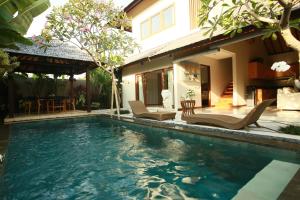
[[69, 74, 74, 98], [86, 68, 91, 112], [8, 74, 14, 118]]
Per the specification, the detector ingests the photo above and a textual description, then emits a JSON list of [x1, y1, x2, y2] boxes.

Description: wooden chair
[[66, 98, 75, 111], [24, 101, 32, 114], [47, 99, 64, 113], [181, 100, 195, 118], [37, 98, 42, 114]]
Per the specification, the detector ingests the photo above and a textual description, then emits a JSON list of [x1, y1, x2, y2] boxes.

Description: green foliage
[[41, 0, 137, 71], [186, 89, 196, 100], [0, 0, 50, 78], [280, 125, 300, 135], [77, 94, 86, 108], [0, 49, 19, 77], [91, 68, 112, 108], [0, 0, 50, 49], [114, 109, 130, 115], [198, 0, 298, 39]]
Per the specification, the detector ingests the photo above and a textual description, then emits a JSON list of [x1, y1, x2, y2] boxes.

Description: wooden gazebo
[[5, 41, 98, 117]]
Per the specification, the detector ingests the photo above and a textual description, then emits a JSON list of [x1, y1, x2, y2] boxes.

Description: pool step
[[232, 160, 300, 200]]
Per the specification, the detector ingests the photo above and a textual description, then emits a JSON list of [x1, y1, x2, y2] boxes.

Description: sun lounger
[[182, 99, 275, 130], [128, 101, 176, 121]]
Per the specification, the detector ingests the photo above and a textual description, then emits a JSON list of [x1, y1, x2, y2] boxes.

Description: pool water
[[1, 117, 300, 199]]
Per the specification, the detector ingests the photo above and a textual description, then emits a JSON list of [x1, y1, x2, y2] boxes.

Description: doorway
[[200, 65, 211, 107], [135, 68, 174, 107]]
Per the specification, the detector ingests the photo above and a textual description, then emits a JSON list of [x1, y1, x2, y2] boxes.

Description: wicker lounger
[[182, 99, 275, 130], [128, 101, 176, 121]]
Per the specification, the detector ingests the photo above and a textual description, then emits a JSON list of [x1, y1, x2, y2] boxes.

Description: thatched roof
[[5, 39, 97, 75], [6, 40, 93, 62]]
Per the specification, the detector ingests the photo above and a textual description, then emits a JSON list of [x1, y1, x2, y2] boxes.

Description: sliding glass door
[[135, 68, 174, 107]]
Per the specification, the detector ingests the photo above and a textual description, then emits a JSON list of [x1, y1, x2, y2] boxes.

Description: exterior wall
[[122, 56, 173, 109], [130, 0, 190, 51], [173, 62, 202, 110]]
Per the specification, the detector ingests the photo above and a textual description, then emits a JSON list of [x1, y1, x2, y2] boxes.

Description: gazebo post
[[69, 74, 74, 99], [86, 68, 91, 112], [8, 73, 15, 118]]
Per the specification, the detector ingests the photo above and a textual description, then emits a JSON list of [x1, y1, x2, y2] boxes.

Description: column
[[8, 73, 14, 118], [86, 69, 91, 112]]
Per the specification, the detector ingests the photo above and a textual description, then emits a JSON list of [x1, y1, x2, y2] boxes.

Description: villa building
[[121, 0, 300, 111]]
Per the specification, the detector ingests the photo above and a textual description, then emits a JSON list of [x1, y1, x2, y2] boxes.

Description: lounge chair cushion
[[128, 101, 176, 121]]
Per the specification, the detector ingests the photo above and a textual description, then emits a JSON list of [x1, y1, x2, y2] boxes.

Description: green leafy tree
[[0, 50, 19, 77], [198, 0, 300, 58], [40, 0, 137, 117]]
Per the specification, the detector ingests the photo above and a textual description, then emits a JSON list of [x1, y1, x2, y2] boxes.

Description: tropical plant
[[40, 0, 137, 118], [91, 68, 112, 108], [280, 125, 300, 135], [186, 89, 196, 100], [0, 0, 50, 49], [0, 0, 50, 79], [198, 0, 300, 54], [0, 49, 19, 77]]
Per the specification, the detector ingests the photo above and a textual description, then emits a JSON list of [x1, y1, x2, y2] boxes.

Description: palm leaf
[[0, 0, 50, 49]]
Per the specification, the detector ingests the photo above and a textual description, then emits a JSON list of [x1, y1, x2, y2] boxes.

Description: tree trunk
[[110, 68, 121, 119], [281, 28, 300, 52], [110, 74, 114, 117], [281, 28, 300, 76], [113, 73, 120, 119]]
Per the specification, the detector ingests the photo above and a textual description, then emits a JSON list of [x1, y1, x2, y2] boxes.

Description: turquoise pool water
[[1, 117, 300, 199]]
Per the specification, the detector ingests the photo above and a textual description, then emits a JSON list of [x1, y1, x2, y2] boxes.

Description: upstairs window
[[151, 14, 160, 34], [140, 4, 175, 40], [162, 6, 174, 28], [141, 19, 150, 39]]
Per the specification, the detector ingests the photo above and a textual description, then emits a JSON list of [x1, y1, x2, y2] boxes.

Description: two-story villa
[[121, 0, 300, 111]]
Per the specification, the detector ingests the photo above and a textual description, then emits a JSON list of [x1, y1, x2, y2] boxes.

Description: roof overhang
[[124, 0, 143, 13], [121, 26, 264, 68], [8, 52, 97, 75]]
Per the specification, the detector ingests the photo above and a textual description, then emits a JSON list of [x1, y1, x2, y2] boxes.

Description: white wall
[[131, 0, 190, 51], [173, 62, 202, 110]]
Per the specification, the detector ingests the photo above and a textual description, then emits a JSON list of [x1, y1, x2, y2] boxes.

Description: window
[[141, 20, 150, 39], [151, 14, 160, 34], [163, 6, 174, 28], [140, 4, 175, 39]]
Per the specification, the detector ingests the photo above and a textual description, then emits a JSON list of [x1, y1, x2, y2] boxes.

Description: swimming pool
[[1, 117, 300, 199]]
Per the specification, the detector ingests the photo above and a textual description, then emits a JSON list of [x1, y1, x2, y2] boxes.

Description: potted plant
[[186, 89, 195, 100]]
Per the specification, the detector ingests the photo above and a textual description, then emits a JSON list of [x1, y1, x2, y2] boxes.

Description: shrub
[[280, 125, 300, 135]]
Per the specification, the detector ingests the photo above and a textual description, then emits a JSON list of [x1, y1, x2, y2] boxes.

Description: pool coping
[[4, 113, 300, 151], [107, 115, 300, 152]]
